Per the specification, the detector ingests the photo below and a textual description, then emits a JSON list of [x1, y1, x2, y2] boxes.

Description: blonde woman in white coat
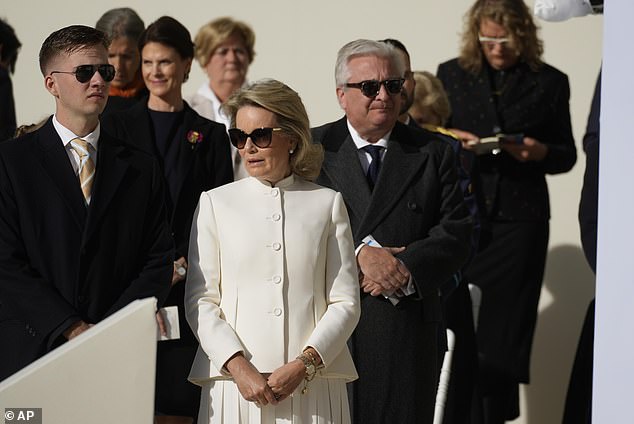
[[185, 79, 361, 424]]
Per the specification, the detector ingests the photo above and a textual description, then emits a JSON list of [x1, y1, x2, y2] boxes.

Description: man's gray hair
[[334, 39, 405, 88]]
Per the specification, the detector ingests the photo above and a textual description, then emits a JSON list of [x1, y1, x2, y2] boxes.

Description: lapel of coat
[[356, 123, 429, 238], [82, 134, 129, 246], [34, 119, 87, 230], [320, 118, 372, 224]]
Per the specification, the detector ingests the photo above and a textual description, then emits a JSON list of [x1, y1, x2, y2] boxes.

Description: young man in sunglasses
[[0, 25, 173, 381], [313, 39, 472, 424]]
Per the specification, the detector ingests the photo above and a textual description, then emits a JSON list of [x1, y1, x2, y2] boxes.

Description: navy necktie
[[362, 145, 383, 191]]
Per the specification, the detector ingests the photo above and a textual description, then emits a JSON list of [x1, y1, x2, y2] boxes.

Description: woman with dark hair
[[96, 7, 147, 115], [0, 18, 20, 141], [436, 1, 576, 422], [102, 16, 233, 423]]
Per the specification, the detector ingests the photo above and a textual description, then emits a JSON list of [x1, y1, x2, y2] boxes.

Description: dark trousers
[[465, 221, 549, 423]]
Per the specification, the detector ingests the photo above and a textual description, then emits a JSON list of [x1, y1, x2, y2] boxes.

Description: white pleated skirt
[[197, 377, 351, 424]]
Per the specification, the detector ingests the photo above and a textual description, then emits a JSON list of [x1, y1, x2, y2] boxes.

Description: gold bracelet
[[303, 350, 317, 365], [296, 353, 317, 381], [304, 349, 325, 370]]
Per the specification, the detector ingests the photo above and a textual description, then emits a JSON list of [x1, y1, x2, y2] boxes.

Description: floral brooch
[[187, 130, 203, 149]]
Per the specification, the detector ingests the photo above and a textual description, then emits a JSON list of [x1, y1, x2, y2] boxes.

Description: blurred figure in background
[[0, 18, 20, 141], [409, 71, 452, 128], [437, 0, 577, 422], [102, 16, 233, 424], [96, 7, 147, 116], [188, 17, 255, 180]]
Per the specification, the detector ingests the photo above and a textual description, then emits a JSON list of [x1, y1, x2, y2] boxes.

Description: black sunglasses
[[228, 127, 283, 149], [345, 78, 405, 98], [50, 64, 116, 83]]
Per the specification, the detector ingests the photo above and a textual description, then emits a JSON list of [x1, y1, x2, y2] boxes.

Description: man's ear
[[336, 87, 346, 111], [44, 74, 59, 98]]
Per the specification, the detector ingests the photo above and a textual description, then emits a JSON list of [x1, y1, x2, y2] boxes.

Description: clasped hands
[[226, 353, 307, 407], [357, 245, 410, 297]]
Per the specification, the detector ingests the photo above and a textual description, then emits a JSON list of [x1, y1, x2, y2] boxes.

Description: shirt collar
[[346, 119, 391, 150], [198, 83, 223, 116], [52, 115, 100, 151], [197, 81, 250, 130]]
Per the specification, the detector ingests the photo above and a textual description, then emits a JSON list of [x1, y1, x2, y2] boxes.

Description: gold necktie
[[70, 138, 95, 202]]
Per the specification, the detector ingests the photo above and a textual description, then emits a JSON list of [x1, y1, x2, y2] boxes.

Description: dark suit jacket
[[313, 117, 472, 424], [101, 99, 233, 348], [0, 118, 174, 381], [437, 59, 577, 221]]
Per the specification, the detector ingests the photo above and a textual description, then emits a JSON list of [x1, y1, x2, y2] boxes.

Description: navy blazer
[[0, 118, 174, 380]]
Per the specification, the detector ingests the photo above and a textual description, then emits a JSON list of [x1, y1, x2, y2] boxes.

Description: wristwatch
[[174, 262, 186, 277], [296, 353, 317, 381]]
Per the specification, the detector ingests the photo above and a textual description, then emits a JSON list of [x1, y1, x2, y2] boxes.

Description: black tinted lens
[[99, 64, 116, 82], [250, 128, 273, 148], [360, 80, 381, 97], [385, 79, 404, 94], [228, 129, 247, 149], [74, 65, 96, 83]]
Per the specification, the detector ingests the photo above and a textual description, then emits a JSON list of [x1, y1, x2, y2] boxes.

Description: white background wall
[[2, 2, 602, 422]]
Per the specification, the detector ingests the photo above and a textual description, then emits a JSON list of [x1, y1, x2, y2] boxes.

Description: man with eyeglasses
[[313, 39, 472, 424], [0, 25, 173, 381]]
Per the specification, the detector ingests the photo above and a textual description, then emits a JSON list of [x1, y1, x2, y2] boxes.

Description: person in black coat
[[437, 1, 576, 422], [313, 39, 472, 424], [101, 16, 233, 423], [561, 70, 601, 424], [0, 25, 173, 382], [0, 18, 20, 141]]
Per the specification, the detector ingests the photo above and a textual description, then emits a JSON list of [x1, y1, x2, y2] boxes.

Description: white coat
[[185, 175, 360, 385]]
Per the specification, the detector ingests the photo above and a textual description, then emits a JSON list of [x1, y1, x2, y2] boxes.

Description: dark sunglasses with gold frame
[[228, 127, 283, 149]]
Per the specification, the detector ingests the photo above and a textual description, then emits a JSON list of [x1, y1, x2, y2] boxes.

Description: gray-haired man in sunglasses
[[312, 39, 472, 424], [0, 25, 173, 381]]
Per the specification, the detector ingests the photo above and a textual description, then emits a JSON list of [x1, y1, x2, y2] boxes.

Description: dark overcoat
[[313, 117, 472, 424], [0, 118, 173, 381]]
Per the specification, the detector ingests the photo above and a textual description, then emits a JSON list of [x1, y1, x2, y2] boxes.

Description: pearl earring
[[289, 149, 295, 154]]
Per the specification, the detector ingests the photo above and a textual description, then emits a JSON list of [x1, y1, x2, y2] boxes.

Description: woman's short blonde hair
[[409, 71, 451, 127], [222, 79, 324, 181], [194, 17, 255, 68], [459, 0, 543, 74]]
